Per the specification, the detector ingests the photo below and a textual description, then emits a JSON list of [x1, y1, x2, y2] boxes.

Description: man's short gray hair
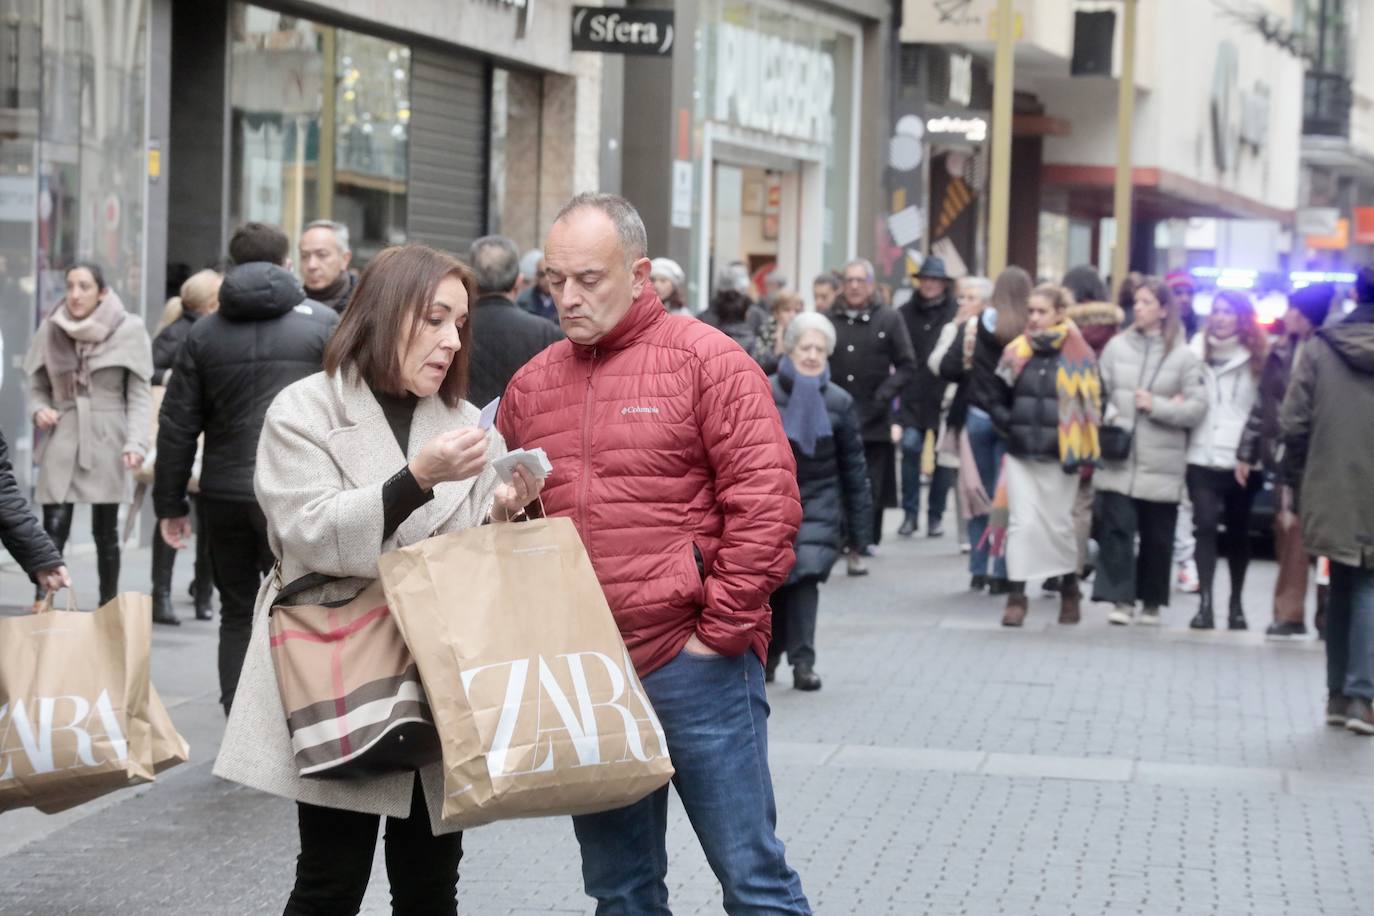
[[959, 275, 993, 303], [303, 219, 350, 254], [554, 193, 649, 265], [519, 248, 543, 282], [843, 258, 875, 281], [784, 311, 837, 356], [468, 235, 522, 294]]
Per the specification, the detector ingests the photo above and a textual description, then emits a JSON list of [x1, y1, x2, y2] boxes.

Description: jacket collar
[[325, 369, 479, 545], [572, 285, 665, 359]]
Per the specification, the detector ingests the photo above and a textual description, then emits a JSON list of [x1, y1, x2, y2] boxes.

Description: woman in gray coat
[[1093, 277, 1206, 626], [23, 262, 152, 607], [213, 245, 542, 914]]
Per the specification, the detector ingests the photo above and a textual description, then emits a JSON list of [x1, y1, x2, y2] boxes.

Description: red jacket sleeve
[[692, 346, 802, 655]]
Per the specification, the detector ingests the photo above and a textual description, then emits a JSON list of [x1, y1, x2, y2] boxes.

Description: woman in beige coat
[[1092, 277, 1206, 626], [213, 245, 543, 914], [23, 262, 152, 606]]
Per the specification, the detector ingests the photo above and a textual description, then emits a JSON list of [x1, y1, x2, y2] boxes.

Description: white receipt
[[491, 448, 553, 485], [478, 397, 500, 431]]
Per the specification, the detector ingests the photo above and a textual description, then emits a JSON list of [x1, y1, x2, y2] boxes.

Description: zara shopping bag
[[0, 593, 185, 813], [378, 516, 673, 829]]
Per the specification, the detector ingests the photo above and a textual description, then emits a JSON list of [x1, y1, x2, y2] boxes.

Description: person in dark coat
[[154, 221, 339, 714], [148, 269, 222, 625], [829, 258, 916, 568], [1281, 270, 1374, 734], [768, 312, 872, 692], [1238, 283, 1332, 639], [699, 287, 759, 355], [466, 235, 565, 407], [152, 271, 219, 385], [298, 220, 358, 315], [896, 256, 959, 538], [0, 427, 69, 602], [516, 250, 559, 323]]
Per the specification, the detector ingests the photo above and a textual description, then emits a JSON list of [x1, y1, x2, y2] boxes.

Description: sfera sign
[[572, 7, 675, 56]]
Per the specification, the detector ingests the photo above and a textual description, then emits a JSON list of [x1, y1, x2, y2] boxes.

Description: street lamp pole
[[987, 0, 1016, 276], [1111, 0, 1138, 292]]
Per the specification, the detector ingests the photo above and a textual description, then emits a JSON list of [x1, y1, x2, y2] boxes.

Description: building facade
[[617, 0, 891, 311], [0, 0, 602, 486], [896, 0, 1304, 286]]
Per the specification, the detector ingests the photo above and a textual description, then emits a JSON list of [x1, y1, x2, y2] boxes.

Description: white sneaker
[[1108, 604, 1133, 626], [1139, 606, 1162, 626], [1176, 561, 1200, 594]]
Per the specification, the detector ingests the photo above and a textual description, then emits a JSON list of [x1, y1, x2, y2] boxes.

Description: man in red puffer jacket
[[498, 193, 809, 913]]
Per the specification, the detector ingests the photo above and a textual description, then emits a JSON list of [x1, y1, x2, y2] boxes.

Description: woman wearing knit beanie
[[651, 257, 692, 317]]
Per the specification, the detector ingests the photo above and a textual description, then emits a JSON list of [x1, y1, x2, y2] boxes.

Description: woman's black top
[[373, 388, 434, 540]]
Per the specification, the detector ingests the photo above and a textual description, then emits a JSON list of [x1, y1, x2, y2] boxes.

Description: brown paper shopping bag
[[379, 517, 673, 829], [0, 593, 166, 813]]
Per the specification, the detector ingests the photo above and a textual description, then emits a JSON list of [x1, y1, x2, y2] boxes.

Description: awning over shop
[[1043, 164, 1294, 226]]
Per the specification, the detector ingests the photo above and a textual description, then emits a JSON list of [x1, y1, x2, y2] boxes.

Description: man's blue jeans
[[965, 408, 1007, 579], [900, 426, 953, 525], [1327, 562, 1374, 700], [571, 648, 810, 915]]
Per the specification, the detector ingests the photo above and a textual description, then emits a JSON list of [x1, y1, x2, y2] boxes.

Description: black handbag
[[1100, 340, 1166, 463]]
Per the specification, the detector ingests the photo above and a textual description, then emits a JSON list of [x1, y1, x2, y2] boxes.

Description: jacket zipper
[[1127, 336, 1151, 496], [578, 349, 598, 545]]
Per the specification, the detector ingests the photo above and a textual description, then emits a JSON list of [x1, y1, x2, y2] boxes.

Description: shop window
[[38, 0, 148, 314], [229, 4, 408, 265]]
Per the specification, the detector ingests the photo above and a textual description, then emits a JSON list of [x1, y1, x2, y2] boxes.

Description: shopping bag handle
[[34, 588, 79, 614]]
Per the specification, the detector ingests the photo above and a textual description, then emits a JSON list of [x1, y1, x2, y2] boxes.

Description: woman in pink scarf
[[23, 262, 153, 609]]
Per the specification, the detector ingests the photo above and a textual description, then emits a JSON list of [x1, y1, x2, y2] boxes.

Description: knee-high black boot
[[37, 504, 73, 603], [150, 533, 180, 625], [91, 504, 120, 606]]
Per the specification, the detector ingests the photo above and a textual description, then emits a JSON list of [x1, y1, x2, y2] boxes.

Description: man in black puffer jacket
[[154, 222, 339, 714]]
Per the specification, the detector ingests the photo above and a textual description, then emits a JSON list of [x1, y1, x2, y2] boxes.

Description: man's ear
[[630, 257, 653, 298], [341, 250, 353, 269]]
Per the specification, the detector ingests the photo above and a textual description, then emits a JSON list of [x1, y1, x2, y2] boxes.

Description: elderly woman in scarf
[[987, 284, 1101, 627], [24, 261, 153, 608], [767, 311, 873, 691]]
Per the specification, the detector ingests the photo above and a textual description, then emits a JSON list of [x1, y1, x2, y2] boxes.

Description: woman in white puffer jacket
[[1184, 289, 1267, 631]]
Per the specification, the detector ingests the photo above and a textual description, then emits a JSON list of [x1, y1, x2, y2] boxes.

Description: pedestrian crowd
[[2, 190, 1373, 914]]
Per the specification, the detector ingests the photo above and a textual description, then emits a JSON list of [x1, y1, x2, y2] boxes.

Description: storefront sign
[[1307, 217, 1349, 251], [899, 0, 1023, 44], [671, 160, 693, 229], [926, 116, 987, 143], [572, 7, 674, 56], [948, 53, 973, 107], [713, 22, 835, 145], [1296, 207, 1340, 237], [0, 176, 35, 223], [1354, 207, 1374, 245]]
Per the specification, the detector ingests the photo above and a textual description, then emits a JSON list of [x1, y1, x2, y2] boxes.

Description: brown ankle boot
[[1002, 593, 1029, 627], [1058, 575, 1081, 625]]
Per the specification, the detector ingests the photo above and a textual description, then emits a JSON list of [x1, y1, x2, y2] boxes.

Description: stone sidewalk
[[2, 525, 1372, 915]]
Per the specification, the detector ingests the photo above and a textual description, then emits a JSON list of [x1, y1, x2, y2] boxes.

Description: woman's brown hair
[[323, 244, 478, 408], [1136, 277, 1184, 352], [991, 266, 1032, 343], [1207, 289, 1267, 378]]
